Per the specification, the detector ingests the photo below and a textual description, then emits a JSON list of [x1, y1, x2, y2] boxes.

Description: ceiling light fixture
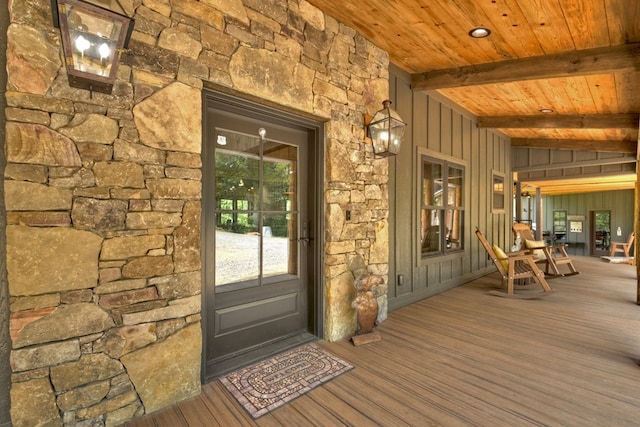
[[539, 108, 554, 113], [468, 27, 491, 38]]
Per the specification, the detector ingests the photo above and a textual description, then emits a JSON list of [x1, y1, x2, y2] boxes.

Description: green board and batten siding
[[387, 65, 635, 311], [542, 190, 634, 256], [388, 66, 513, 310]]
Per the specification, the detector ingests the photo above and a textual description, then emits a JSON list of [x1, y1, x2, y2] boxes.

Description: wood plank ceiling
[[307, 0, 640, 195]]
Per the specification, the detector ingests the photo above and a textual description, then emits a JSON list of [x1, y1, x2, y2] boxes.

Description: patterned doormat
[[219, 343, 354, 418]]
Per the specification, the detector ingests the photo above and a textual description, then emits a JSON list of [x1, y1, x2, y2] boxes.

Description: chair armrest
[[506, 250, 529, 256], [506, 254, 536, 261], [525, 244, 548, 250]]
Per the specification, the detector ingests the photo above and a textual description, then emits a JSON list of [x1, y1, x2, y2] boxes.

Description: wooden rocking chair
[[610, 232, 634, 257], [476, 228, 556, 299], [512, 223, 579, 277]]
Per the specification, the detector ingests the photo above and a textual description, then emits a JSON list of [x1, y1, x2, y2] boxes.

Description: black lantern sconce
[[366, 100, 407, 157], [51, 0, 134, 95]]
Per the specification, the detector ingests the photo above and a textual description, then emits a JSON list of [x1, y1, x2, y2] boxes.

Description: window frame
[[417, 148, 467, 263]]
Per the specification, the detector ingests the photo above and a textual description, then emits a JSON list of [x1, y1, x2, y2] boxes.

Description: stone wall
[[4, 0, 390, 425], [0, 1, 12, 426]]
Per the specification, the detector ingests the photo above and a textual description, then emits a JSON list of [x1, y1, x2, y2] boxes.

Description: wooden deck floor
[[125, 256, 640, 427]]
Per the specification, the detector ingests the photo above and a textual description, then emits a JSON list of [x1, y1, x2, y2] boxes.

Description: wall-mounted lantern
[[367, 100, 407, 157], [51, 0, 134, 95]]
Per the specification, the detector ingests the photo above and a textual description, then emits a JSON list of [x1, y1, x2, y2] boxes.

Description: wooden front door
[[202, 93, 318, 380]]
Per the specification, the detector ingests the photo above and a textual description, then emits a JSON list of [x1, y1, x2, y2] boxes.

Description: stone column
[[0, 1, 12, 426]]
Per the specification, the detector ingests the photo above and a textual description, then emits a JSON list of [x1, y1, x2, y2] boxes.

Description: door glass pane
[[215, 223, 260, 286], [263, 213, 297, 278], [214, 129, 261, 287], [263, 142, 297, 211], [263, 142, 297, 280], [214, 130, 299, 288], [215, 131, 260, 220], [595, 211, 611, 251]]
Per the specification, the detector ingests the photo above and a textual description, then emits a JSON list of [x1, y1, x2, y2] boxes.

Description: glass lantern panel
[[63, 3, 124, 77], [370, 125, 390, 153], [388, 119, 405, 154]]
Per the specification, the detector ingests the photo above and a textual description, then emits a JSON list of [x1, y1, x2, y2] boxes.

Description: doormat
[[219, 343, 354, 418]]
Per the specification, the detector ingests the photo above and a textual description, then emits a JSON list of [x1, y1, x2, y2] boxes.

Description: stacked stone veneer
[[4, 0, 390, 425]]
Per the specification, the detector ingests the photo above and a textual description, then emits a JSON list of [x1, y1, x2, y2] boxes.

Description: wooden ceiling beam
[[531, 181, 636, 196], [514, 157, 634, 173], [477, 114, 639, 129], [520, 174, 638, 196], [511, 138, 637, 153], [411, 43, 640, 91]]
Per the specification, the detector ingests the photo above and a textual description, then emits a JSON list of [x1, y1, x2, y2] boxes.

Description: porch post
[[636, 124, 639, 304], [636, 181, 639, 304], [535, 187, 543, 240], [515, 181, 522, 223]]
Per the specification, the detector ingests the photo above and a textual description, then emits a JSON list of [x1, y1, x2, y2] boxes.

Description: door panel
[[215, 292, 299, 336], [203, 102, 314, 378]]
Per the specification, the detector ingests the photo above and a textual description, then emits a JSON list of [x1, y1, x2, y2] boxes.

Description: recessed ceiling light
[[469, 27, 491, 38], [539, 108, 554, 113]]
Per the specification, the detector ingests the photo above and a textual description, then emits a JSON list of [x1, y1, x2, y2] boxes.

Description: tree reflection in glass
[[214, 128, 298, 288]]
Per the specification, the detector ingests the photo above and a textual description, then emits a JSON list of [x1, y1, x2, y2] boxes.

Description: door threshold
[[205, 332, 317, 382]]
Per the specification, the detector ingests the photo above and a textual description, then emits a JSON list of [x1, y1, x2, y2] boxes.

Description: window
[[420, 153, 465, 257], [553, 210, 567, 243], [491, 170, 505, 213]]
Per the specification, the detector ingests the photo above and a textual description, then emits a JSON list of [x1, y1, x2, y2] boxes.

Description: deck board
[[125, 256, 640, 427]]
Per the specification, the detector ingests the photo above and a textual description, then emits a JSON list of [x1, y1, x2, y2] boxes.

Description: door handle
[[298, 221, 312, 247], [298, 237, 312, 246]]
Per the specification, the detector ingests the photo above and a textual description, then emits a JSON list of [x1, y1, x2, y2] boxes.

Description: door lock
[[298, 237, 312, 247], [299, 221, 312, 247]]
